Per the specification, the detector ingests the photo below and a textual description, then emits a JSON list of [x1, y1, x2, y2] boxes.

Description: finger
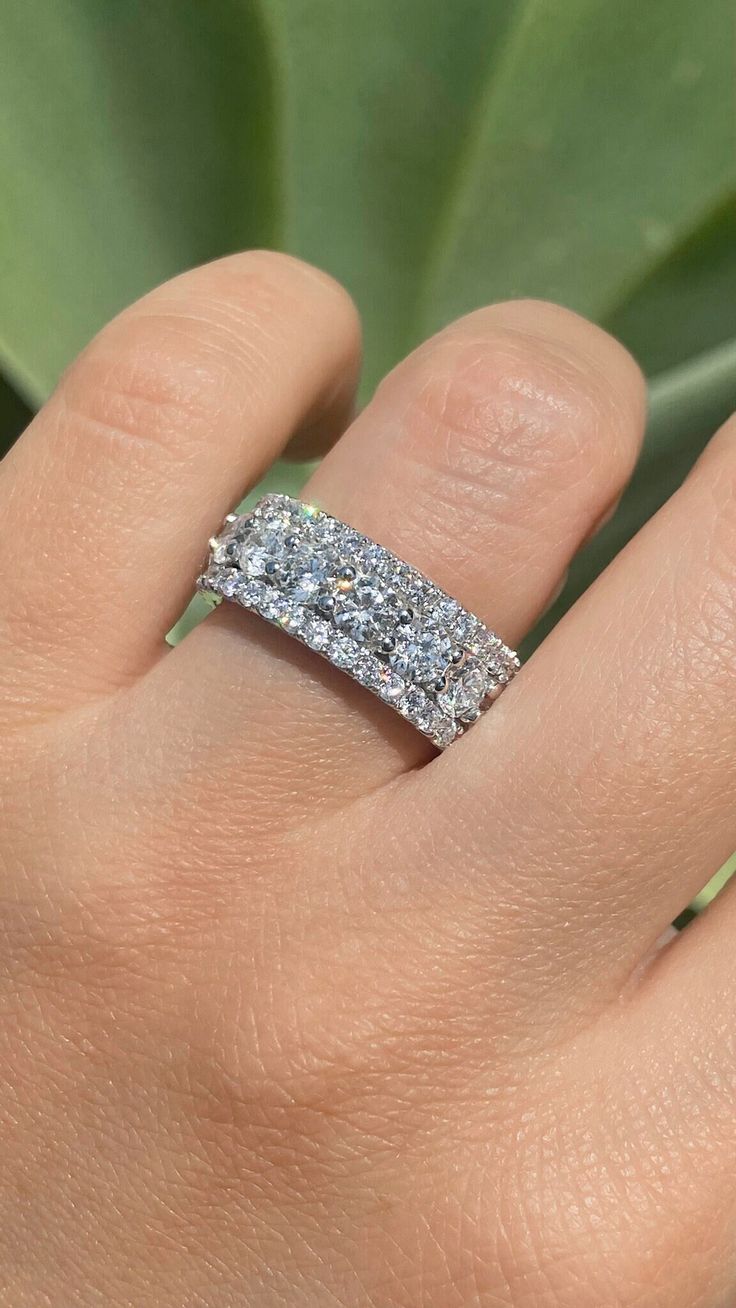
[[309, 299, 644, 647], [167, 300, 645, 806], [0, 252, 360, 719], [578, 903, 736, 1301], [421, 412, 736, 1027]]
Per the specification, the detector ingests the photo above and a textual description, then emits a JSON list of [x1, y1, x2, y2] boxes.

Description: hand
[[2, 252, 735, 1307]]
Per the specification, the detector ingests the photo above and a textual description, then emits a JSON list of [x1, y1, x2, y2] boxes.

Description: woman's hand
[[2, 252, 735, 1307]]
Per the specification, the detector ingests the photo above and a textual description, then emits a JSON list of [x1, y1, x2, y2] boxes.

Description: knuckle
[[377, 324, 637, 515], [51, 253, 360, 471], [194, 249, 361, 353], [59, 316, 237, 467], [473, 296, 646, 435]]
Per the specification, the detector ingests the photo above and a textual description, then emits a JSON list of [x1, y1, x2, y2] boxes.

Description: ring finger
[[167, 298, 646, 805]]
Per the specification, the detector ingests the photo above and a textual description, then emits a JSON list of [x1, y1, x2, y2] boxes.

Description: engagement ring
[[198, 495, 520, 748]]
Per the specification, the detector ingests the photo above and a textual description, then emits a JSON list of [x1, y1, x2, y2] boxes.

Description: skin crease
[[2, 253, 736, 1307]]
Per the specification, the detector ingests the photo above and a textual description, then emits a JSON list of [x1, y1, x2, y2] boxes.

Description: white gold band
[[198, 495, 519, 748]]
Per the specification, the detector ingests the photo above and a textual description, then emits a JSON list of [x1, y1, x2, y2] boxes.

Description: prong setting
[[199, 494, 519, 747]]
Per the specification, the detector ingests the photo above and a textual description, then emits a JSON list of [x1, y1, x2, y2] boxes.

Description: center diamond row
[[206, 496, 513, 726]]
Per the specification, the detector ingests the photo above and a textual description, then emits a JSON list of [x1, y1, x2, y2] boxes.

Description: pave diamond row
[[197, 495, 519, 748]]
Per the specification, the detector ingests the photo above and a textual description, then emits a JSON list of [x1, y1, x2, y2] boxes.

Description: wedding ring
[[198, 495, 519, 748]]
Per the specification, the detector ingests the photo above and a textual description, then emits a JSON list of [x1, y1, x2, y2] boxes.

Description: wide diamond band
[[197, 495, 520, 749]]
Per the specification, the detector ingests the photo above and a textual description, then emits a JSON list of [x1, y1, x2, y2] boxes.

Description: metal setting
[[197, 495, 519, 749]]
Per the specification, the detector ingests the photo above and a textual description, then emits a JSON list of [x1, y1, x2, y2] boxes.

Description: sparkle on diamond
[[438, 661, 489, 721], [281, 549, 338, 602], [238, 510, 295, 578], [203, 496, 518, 745], [390, 630, 452, 685], [333, 575, 404, 647], [210, 516, 248, 567]]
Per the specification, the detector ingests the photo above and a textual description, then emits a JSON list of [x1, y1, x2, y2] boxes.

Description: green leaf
[[0, 0, 279, 403], [1, 1, 734, 615], [605, 197, 736, 376], [421, 0, 735, 335], [1, 0, 733, 405], [267, 0, 518, 387], [692, 853, 736, 914], [263, 1, 736, 390]]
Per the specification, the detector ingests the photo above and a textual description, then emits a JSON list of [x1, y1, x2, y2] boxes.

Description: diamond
[[378, 670, 405, 702], [218, 571, 243, 599], [352, 651, 382, 690], [238, 579, 266, 608], [297, 501, 321, 522], [302, 617, 330, 651], [281, 548, 338, 602], [438, 661, 488, 721], [283, 606, 305, 634], [454, 614, 477, 645], [210, 516, 249, 567], [481, 653, 506, 680], [334, 574, 405, 647], [334, 605, 374, 643], [399, 686, 435, 733], [254, 492, 291, 514], [403, 580, 427, 610], [390, 630, 452, 685], [321, 522, 340, 545], [433, 717, 458, 749], [435, 595, 462, 627], [238, 508, 296, 578], [257, 589, 290, 623], [203, 568, 227, 591], [239, 547, 266, 577], [356, 541, 390, 577], [468, 627, 502, 660], [328, 635, 358, 669]]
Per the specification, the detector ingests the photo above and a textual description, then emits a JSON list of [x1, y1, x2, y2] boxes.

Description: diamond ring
[[197, 495, 520, 749]]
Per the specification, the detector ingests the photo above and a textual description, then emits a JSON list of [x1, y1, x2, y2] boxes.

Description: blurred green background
[[0, 0, 735, 902]]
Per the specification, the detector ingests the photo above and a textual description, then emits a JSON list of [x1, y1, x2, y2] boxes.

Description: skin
[[2, 250, 736, 1306]]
